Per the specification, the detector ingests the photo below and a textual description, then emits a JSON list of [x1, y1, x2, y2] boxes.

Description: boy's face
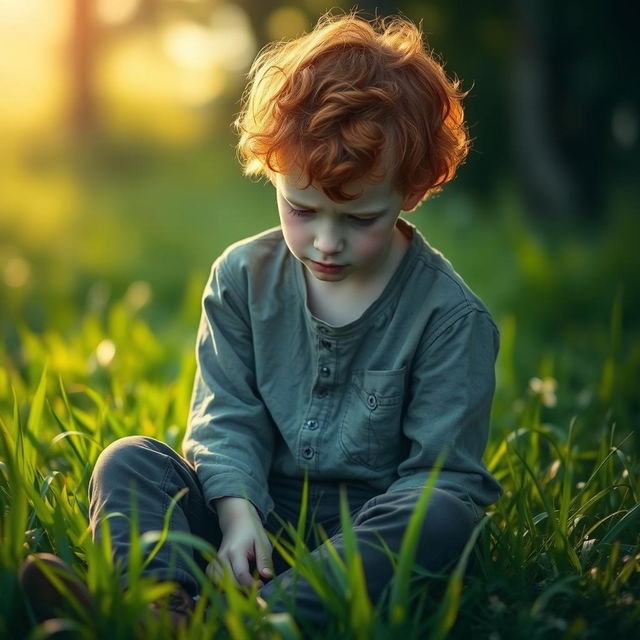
[[274, 171, 421, 285]]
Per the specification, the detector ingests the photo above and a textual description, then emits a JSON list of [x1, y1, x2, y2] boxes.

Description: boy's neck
[[302, 223, 411, 327]]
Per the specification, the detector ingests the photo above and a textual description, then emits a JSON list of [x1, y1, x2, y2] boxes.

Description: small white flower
[[529, 376, 558, 407]]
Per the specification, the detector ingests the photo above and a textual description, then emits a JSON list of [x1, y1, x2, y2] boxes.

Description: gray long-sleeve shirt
[[183, 218, 502, 521]]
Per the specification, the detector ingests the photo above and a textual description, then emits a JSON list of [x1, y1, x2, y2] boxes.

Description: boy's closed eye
[[347, 215, 379, 226], [289, 207, 315, 218], [288, 206, 379, 226]]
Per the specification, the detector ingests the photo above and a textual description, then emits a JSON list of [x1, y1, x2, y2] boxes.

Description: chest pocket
[[339, 368, 406, 470]]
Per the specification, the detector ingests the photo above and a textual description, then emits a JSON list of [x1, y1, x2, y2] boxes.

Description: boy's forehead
[[275, 171, 399, 208]]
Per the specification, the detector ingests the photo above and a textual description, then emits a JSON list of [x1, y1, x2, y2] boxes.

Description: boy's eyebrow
[[282, 193, 387, 216]]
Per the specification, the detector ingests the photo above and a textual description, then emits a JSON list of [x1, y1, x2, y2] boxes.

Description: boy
[[21, 10, 501, 631]]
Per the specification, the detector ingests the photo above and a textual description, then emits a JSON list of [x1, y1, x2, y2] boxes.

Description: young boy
[[22, 10, 501, 630]]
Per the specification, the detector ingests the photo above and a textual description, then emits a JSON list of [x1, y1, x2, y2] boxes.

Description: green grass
[[1, 284, 638, 639], [1, 140, 639, 638]]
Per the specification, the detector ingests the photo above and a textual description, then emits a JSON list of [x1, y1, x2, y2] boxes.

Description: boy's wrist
[[214, 496, 259, 527]]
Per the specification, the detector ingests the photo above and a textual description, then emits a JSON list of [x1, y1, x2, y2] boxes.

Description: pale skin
[[209, 168, 425, 588]]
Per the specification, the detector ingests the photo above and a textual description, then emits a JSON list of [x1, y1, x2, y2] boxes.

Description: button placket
[[301, 324, 337, 472]]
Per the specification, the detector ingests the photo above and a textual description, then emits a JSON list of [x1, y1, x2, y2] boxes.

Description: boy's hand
[[210, 497, 273, 588]]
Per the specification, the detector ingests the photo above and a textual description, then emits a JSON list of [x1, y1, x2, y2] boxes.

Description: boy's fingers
[[255, 544, 273, 579], [234, 569, 254, 587], [207, 558, 227, 583], [229, 555, 252, 588]]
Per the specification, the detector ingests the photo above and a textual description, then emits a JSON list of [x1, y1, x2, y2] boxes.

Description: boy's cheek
[[355, 230, 392, 261], [281, 223, 307, 257]]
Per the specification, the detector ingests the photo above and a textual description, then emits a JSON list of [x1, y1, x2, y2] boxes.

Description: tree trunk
[[70, 0, 96, 135], [510, 0, 578, 220]]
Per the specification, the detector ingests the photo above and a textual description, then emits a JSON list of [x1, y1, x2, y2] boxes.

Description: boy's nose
[[313, 225, 343, 256]]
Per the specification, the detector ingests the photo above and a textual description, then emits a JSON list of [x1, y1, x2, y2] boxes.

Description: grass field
[[1, 142, 639, 639]]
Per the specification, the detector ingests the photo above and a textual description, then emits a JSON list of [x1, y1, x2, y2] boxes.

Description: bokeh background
[[1, 0, 638, 435]]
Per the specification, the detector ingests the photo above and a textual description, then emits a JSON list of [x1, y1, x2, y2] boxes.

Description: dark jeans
[[88, 436, 477, 626]]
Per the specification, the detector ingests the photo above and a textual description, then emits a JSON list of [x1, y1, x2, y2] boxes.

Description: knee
[[423, 489, 475, 539], [371, 487, 474, 526], [91, 435, 166, 482], [356, 488, 476, 564]]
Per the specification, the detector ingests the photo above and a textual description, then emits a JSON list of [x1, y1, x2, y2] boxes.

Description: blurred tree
[[510, 0, 639, 222], [401, 0, 639, 222], [70, 0, 637, 221], [511, 0, 578, 221], [70, 0, 97, 134]]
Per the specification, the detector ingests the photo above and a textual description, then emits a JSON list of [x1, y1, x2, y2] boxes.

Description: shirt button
[[306, 419, 319, 430], [302, 446, 315, 460], [317, 388, 328, 398], [320, 366, 330, 377], [320, 339, 332, 350], [318, 326, 328, 333], [367, 394, 378, 409]]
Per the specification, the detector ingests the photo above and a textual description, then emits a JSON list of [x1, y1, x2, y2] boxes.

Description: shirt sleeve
[[182, 257, 275, 522], [386, 306, 502, 512]]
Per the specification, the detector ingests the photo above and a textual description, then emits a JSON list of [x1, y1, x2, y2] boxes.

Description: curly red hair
[[234, 11, 469, 204]]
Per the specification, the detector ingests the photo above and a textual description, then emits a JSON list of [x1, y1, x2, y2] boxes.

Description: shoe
[[20, 553, 196, 633], [148, 583, 195, 629], [19, 553, 94, 622]]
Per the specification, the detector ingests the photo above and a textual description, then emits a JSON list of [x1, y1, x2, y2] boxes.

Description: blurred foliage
[[2, 0, 637, 212], [1, 0, 639, 433], [2, 136, 639, 382]]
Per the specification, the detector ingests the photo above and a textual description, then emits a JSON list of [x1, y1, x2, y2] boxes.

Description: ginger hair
[[234, 11, 469, 204]]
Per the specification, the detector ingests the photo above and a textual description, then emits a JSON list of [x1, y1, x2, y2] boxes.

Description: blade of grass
[[600, 501, 640, 544], [388, 451, 444, 626], [338, 486, 373, 639], [430, 515, 489, 640]]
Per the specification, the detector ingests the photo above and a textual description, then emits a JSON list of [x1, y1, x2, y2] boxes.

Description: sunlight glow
[[96, 0, 140, 26], [96, 339, 116, 367], [162, 21, 221, 70], [3, 257, 31, 288], [0, 0, 42, 23], [0, 0, 70, 134], [209, 3, 256, 72], [99, 30, 227, 137], [162, 4, 255, 73]]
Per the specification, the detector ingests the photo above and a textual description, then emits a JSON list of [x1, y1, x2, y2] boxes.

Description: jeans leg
[[264, 478, 378, 576], [259, 487, 476, 627], [88, 435, 221, 596]]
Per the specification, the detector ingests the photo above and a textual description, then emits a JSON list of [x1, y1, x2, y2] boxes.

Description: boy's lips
[[309, 260, 346, 274]]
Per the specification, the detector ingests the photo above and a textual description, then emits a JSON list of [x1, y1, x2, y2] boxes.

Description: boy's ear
[[401, 189, 426, 212]]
